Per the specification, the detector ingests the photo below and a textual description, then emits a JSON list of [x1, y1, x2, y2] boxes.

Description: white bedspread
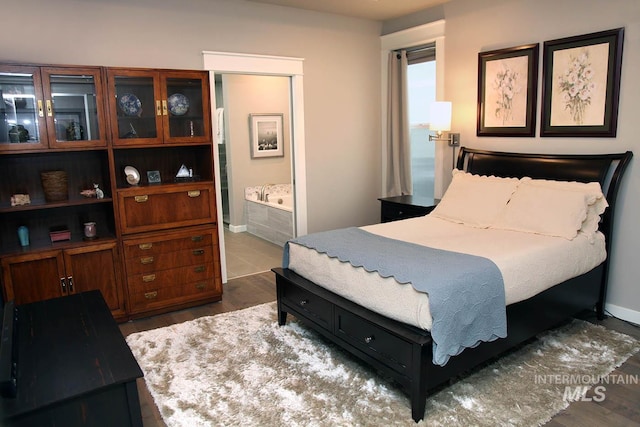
[[287, 215, 606, 330]]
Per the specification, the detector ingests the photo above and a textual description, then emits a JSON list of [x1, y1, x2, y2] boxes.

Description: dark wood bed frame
[[273, 147, 633, 422]]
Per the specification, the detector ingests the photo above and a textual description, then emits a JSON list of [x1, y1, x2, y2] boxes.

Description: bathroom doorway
[[216, 73, 293, 279], [204, 50, 308, 284]]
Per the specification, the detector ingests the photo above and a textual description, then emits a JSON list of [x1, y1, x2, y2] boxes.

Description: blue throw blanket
[[283, 227, 507, 366]]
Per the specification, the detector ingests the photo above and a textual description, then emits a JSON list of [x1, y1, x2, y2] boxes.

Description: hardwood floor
[[120, 272, 640, 426]]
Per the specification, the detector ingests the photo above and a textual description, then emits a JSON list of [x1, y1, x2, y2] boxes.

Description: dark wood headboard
[[456, 147, 633, 314]]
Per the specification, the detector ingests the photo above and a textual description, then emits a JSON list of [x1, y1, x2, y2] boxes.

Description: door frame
[[202, 51, 307, 283]]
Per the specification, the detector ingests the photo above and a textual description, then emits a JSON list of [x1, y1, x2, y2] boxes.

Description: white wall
[[222, 74, 291, 228], [2, 0, 383, 232], [435, 0, 639, 320]]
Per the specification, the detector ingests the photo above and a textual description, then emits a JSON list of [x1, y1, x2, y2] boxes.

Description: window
[[407, 46, 436, 198]]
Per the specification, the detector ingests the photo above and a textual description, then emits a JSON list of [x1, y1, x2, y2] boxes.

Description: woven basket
[[41, 170, 68, 202]]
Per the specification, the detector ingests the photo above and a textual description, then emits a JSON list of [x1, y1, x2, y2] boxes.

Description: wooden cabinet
[[1, 291, 143, 426], [1, 61, 221, 321], [0, 64, 108, 151], [106, 68, 211, 146], [122, 226, 221, 317], [1, 241, 126, 321]]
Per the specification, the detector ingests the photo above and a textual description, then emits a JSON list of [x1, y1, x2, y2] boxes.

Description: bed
[[272, 147, 633, 422]]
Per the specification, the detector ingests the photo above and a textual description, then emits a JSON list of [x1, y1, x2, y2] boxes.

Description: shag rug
[[126, 302, 639, 426]]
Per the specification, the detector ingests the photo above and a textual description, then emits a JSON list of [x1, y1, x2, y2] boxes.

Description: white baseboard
[[228, 224, 247, 233], [604, 302, 640, 325]]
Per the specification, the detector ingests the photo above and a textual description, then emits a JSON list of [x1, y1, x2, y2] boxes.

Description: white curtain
[[386, 50, 412, 196]]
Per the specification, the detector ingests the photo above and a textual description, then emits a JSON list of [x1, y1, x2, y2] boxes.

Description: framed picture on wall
[[540, 27, 624, 137], [249, 113, 284, 158], [477, 43, 539, 137]]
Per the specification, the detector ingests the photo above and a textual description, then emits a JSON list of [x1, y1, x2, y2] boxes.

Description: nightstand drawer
[[381, 203, 432, 221], [378, 196, 438, 223]]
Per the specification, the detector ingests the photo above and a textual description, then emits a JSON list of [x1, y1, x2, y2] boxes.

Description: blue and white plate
[[118, 93, 142, 116], [167, 93, 189, 116]]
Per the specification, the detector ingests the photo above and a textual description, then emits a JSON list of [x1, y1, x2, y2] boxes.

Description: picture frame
[[540, 28, 624, 137], [477, 43, 539, 137], [249, 113, 284, 158], [146, 170, 161, 184]]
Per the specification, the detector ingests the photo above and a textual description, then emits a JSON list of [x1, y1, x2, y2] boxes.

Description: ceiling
[[246, 0, 449, 21]]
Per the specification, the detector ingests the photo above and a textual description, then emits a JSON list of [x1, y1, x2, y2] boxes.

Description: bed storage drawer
[[335, 307, 412, 375], [279, 281, 332, 331]]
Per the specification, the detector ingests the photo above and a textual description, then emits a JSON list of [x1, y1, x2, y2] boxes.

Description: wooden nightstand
[[378, 195, 438, 223]]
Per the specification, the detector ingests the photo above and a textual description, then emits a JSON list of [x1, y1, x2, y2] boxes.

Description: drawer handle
[[139, 243, 153, 250], [194, 265, 205, 273], [142, 274, 156, 282], [191, 235, 203, 242], [364, 335, 375, 344], [187, 190, 201, 198], [195, 283, 206, 290], [134, 195, 149, 203], [140, 256, 154, 265], [145, 291, 158, 299], [299, 299, 308, 306], [193, 249, 205, 255]]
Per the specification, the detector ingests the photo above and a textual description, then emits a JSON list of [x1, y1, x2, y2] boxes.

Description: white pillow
[[520, 178, 608, 237], [491, 178, 607, 240], [430, 169, 520, 228]]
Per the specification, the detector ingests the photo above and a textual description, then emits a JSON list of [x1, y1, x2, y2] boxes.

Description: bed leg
[[410, 344, 428, 423], [411, 394, 426, 423], [278, 309, 288, 326], [596, 301, 606, 321]]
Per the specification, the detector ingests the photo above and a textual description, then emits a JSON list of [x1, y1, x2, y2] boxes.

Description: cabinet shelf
[[0, 196, 113, 213], [0, 235, 117, 257]]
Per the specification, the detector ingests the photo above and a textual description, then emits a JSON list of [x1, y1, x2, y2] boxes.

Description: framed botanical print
[[477, 43, 539, 137], [540, 28, 624, 137]]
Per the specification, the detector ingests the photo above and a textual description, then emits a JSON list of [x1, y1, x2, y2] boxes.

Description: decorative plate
[[119, 93, 142, 116], [167, 93, 189, 116], [124, 165, 140, 185]]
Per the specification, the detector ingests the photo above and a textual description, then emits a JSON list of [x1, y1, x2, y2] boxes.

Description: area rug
[[126, 302, 639, 427]]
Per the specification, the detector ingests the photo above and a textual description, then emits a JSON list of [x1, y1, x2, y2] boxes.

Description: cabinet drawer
[[118, 183, 215, 234], [381, 203, 433, 222], [335, 307, 412, 376], [129, 277, 218, 311], [124, 232, 212, 258], [127, 263, 214, 293], [280, 282, 332, 331], [125, 246, 212, 275]]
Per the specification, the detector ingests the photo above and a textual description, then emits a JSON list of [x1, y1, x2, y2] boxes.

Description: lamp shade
[[429, 101, 452, 132]]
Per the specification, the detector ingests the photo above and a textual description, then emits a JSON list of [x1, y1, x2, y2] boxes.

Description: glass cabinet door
[[161, 71, 211, 143], [107, 69, 163, 146], [41, 67, 107, 148], [0, 65, 48, 151]]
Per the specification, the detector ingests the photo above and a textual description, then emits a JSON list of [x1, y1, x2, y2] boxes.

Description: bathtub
[[245, 184, 293, 247]]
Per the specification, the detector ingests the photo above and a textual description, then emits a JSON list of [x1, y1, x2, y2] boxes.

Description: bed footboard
[[273, 264, 604, 422]]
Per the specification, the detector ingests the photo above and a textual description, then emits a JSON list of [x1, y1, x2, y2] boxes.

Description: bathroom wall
[[221, 74, 292, 230]]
